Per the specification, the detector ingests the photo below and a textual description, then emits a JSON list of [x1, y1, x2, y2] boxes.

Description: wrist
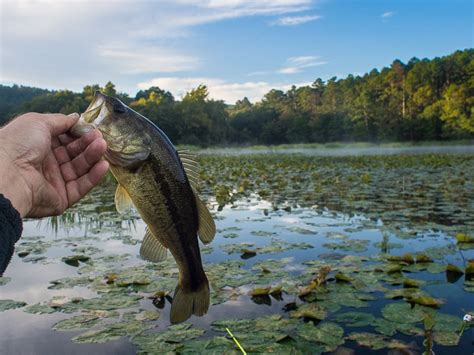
[[0, 146, 32, 218]]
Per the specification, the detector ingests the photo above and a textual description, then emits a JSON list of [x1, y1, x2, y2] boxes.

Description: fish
[[71, 91, 215, 323]]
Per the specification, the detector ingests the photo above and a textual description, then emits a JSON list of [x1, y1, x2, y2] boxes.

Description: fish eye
[[113, 102, 126, 114]]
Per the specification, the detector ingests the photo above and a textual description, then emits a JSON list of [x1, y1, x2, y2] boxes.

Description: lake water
[[1, 147, 473, 354]]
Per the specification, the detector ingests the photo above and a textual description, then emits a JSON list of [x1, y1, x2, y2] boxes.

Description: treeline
[[1, 49, 472, 145]]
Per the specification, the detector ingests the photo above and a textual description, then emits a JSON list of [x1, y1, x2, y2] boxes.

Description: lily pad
[[72, 321, 154, 343], [433, 331, 460, 346], [24, 303, 57, 314], [296, 322, 344, 351], [62, 254, 91, 267], [0, 277, 11, 286], [346, 332, 387, 350], [0, 299, 26, 312], [53, 315, 102, 331], [381, 302, 424, 324], [289, 303, 327, 321], [334, 312, 375, 327], [133, 323, 205, 352]]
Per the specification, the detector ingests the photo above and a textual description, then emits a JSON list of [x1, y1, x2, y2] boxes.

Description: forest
[[0, 49, 472, 145]]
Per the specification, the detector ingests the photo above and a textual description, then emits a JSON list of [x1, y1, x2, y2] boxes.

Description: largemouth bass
[[71, 91, 215, 323]]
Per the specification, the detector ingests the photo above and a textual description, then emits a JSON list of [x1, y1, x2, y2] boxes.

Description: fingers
[[43, 113, 80, 136], [66, 160, 109, 206], [59, 137, 107, 181], [66, 129, 103, 159], [54, 129, 103, 165]]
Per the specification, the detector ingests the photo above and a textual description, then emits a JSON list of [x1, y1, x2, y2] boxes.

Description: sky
[[0, 0, 472, 103]]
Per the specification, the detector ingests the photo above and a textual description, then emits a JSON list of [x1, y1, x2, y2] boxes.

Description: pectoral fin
[[140, 228, 167, 262], [195, 195, 216, 244], [115, 185, 134, 214]]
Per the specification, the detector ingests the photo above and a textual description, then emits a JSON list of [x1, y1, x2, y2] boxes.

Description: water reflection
[[2, 151, 473, 354], [39, 183, 139, 234]]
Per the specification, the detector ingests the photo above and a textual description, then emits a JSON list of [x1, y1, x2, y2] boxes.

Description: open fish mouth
[[70, 93, 107, 137], [82, 92, 106, 124]]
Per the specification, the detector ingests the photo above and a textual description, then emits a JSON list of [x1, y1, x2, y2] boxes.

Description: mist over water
[[200, 145, 474, 157]]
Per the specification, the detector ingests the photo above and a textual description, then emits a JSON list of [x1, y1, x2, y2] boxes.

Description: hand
[[0, 112, 109, 218]]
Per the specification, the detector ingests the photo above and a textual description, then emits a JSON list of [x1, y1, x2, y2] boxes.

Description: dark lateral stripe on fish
[[149, 154, 204, 291]]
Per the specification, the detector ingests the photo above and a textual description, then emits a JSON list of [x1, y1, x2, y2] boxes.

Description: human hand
[[0, 112, 109, 218]]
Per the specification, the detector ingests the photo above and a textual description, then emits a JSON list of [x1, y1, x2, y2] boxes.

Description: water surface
[[1, 149, 473, 354]]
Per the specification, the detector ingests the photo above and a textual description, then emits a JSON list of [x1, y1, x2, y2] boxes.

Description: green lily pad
[[334, 312, 375, 327], [323, 239, 370, 253], [59, 294, 143, 313], [0, 277, 11, 286], [24, 303, 57, 314], [381, 302, 424, 324], [466, 261, 474, 275], [132, 323, 205, 352], [48, 276, 93, 289], [464, 280, 474, 292], [287, 226, 317, 235], [0, 299, 27, 312], [455, 233, 474, 243], [53, 315, 102, 331], [62, 254, 91, 267], [180, 336, 237, 353], [72, 321, 154, 343], [134, 309, 160, 321], [251, 230, 275, 237], [346, 332, 387, 350], [289, 303, 327, 321], [296, 322, 344, 351], [433, 331, 460, 346], [373, 318, 398, 336]]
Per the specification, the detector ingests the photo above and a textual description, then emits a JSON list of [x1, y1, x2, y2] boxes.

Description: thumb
[[43, 113, 80, 136]]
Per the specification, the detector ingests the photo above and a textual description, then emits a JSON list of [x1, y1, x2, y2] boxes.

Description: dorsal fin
[[195, 195, 216, 244], [115, 184, 134, 214], [140, 228, 167, 262], [177, 149, 200, 190]]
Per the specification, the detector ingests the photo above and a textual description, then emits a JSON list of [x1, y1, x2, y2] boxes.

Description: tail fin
[[170, 279, 210, 324]]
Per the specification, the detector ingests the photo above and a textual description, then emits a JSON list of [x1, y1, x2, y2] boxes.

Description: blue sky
[[1, 0, 472, 103]]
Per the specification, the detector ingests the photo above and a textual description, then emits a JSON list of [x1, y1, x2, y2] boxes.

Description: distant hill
[[1, 49, 472, 144], [0, 85, 51, 123]]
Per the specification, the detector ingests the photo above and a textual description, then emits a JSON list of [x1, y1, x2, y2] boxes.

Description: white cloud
[[277, 55, 327, 74], [381, 11, 396, 18], [1, 0, 319, 93], [175, 0, 312, 13], [137, 77, 311, 103], [272, 15, 321, 26], [247, 71, 270, 76], [97, 45, 198, 74]]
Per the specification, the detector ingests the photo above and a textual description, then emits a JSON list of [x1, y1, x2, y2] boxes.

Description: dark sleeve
[[0, 194, 23, 276]]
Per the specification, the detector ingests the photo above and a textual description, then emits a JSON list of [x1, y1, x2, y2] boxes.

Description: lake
[[1, 147, 473, 354]]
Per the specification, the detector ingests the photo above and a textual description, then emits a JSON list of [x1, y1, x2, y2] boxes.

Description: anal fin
[[140, 228, 167, 262]]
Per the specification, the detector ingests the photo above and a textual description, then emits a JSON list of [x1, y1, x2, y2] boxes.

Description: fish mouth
[[81, 91, 107, 124]]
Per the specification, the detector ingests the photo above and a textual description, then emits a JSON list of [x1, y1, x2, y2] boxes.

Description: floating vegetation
[[2, 151, 473, 353], [0, 299, 26, 312], [52, 315, 102, 331]]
